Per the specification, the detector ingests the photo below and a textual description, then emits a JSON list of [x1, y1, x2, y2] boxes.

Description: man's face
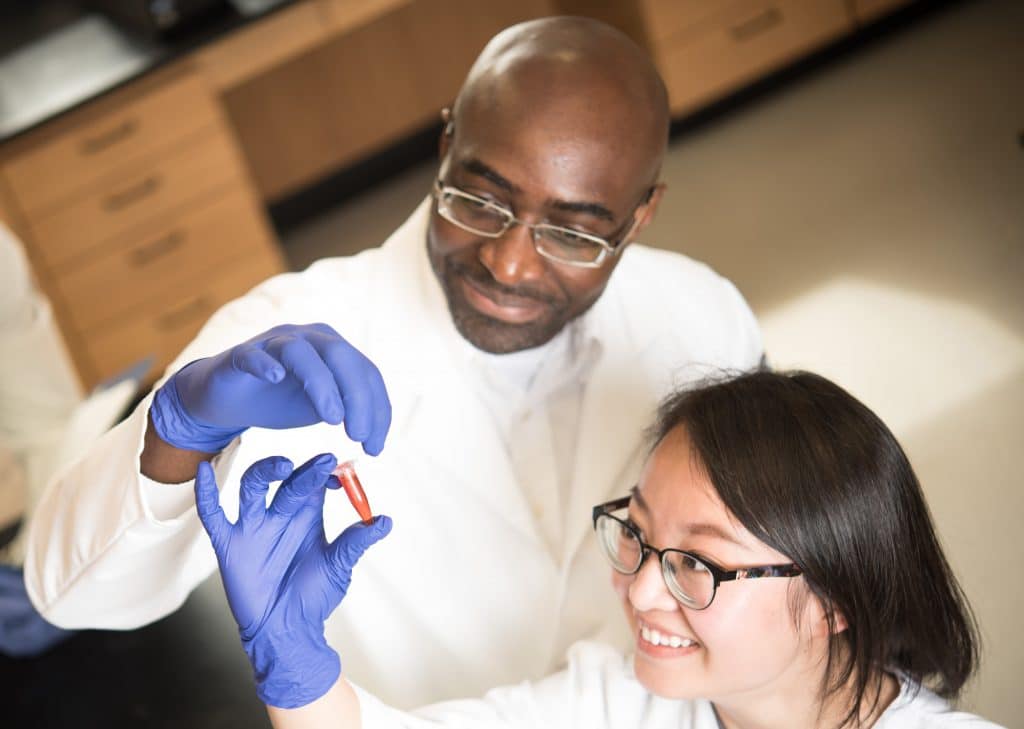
[[426, 104, 662, 354]]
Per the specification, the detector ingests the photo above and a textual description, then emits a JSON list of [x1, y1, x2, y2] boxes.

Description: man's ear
[[625, 182, 666, 245], [438, 107, 454, 159]]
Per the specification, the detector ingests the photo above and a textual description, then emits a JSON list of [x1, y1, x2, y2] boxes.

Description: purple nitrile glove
[[195, 453, 391, 708], [152, 323, 391, 455]]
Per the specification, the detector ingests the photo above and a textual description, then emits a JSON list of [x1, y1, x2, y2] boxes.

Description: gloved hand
[[152, 323, 391, 454], [0, 565, 74, 657], [196, 453, 391, 708]]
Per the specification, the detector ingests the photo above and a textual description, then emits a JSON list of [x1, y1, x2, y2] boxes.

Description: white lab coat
[[356, 641, 1006, 728], [25, 200, 763, 707]]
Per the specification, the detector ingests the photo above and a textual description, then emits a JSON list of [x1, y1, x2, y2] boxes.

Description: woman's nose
[[627, 554, 678, 613], [477, 223, 545, 287]]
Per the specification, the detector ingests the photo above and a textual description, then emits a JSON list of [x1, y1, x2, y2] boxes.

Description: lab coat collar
[[374, 200, 655, 562]]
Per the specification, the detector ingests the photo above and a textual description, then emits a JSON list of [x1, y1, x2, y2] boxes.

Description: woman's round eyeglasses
[[592, 496, 802, 610]]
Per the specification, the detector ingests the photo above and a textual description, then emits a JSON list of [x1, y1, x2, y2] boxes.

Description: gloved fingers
[[324, 515, 393, 587], [269, 453, 336, 517], [318, 341, 378, 446], [362, 360, 391, 456], [238, 456, 294, 525], [269, 335, 345, 425], [232, 344, 285, 384], [195, 461, 231, 551], [306, 321, 341, 338]]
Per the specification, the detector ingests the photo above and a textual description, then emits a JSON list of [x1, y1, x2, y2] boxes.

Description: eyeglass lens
[[595, 514, 714, 609], [439, 189, 607, 265]]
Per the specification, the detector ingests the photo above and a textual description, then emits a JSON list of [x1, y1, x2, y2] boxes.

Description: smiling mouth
[[638, 620, 700, 650], [458, 274, 547, 324]]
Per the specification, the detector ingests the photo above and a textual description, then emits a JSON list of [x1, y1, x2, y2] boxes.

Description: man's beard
[[438, 256, 570, 354]]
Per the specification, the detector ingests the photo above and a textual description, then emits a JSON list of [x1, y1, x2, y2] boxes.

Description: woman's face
[[613, 426, 831, 704]]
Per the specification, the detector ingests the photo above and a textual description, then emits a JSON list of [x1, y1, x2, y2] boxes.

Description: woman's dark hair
[[651, 369, 978, 728]]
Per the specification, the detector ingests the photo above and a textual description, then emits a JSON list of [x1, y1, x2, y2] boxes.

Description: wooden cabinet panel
[[224, 0, 554, 201], [29, 128, 241, 270], [54, 187, 277, 333], [3, 70, 219, 216], [401, 0, 556, 115], [658, 0, 851, 115], [84, 254, 282, 383], [224, 1, 429, 200]]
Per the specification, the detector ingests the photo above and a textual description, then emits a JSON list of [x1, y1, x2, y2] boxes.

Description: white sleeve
[[22, 393, 243, 628]]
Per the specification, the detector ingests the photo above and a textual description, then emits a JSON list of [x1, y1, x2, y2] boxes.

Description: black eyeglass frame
[[432, 179, 650, 269], [591, 495, 803, 610]]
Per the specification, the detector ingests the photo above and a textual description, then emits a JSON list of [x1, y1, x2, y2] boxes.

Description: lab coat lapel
[[561, 296, 656, 566]]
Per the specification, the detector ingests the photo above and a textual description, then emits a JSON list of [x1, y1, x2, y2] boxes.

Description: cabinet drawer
[[56, 187, 277, 333], [658, 0, 851, 115], [83, 254, 283, 384], [3, 71, 220, 217], [639, 0, 732, 45], [30, 129, 242, 270]]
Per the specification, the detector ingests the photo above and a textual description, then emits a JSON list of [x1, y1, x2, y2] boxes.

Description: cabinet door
[[222, 2, 425, 201]]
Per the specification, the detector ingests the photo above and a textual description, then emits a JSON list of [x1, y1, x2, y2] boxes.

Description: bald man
[[25, 18, 762, 707]]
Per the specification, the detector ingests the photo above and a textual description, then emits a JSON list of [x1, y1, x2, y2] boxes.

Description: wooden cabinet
[[2, 72, 220, 217], [0, 64, 285, 388]]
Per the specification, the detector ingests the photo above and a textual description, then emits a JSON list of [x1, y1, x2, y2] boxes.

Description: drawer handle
[[127, 230, 185, 267], [79, 118, 139, 156], [156, 296, 212, 331], [102, 175, 162, 212], [730, 7, 783, 42]]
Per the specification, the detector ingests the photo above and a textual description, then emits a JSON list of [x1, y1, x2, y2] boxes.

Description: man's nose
[[477, 222, 546, 287], [627, 554, 678, 613]]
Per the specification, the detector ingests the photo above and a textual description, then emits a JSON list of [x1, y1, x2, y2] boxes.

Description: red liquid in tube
[[333, 461, 373, 525]]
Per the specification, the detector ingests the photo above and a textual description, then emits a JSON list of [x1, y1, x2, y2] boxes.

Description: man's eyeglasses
[[433, 180, 644, 268], [592, 496, 803, 610]]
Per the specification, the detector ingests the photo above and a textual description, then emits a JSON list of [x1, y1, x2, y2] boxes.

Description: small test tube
[[333, 460, 373, 525]]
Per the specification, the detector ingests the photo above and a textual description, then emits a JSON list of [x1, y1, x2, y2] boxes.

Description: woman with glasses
[[196, 370, 1000, 728]]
